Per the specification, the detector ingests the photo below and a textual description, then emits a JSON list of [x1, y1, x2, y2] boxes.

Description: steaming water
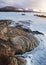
[[0, 12, 46, 65]]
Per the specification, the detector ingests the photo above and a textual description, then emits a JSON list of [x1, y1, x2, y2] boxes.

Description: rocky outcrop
[[0, 20, 39, 65], [10, 34, 39, 54], [32, 31, 44, 35], [34, 14, 46, 18], [0, 20, 39, 54], [8, 25, 39, 54], [0, 20, 13, 41], [0, 38, 26, 65], [9, 57, 18, 65], [15, 56, 26, 65]]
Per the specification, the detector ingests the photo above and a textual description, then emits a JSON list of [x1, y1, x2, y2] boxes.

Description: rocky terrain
[[34, 14, 46, 18], [0, 20, 39, 65]]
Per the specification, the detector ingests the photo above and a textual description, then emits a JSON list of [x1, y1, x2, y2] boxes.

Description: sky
[[0, 0, 46, 11]]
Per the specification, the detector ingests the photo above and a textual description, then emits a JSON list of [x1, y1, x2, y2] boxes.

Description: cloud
[[0, 0, 26, 8], [0, 0, 46, 10]]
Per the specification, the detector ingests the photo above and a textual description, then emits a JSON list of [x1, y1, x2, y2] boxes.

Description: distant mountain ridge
[[0, 6, 45, 13], [0, 6, 20, 12], [0, 6, 33, 12]]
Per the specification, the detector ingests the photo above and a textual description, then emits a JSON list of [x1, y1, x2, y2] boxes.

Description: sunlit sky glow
[[0, 0, 46, 12]]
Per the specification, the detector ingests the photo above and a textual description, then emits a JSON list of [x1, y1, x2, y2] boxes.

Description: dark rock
[[0, 54, 10, 65], [22, 14, 26, 15], [34, 14, 46, 18], [15, 25, 32, 33], [0, 20, 12, 25], [32, 31, 44, 35]]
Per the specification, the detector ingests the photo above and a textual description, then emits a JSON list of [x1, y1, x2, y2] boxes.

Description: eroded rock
[[0, 54, 10, 65], [0, 20, 13, 41], [0, 39, 15, 56], [9, 57, 18, 65], [0, 20, 39, 65], [15, 56, 26, 65], [10, 34, 39, 54]]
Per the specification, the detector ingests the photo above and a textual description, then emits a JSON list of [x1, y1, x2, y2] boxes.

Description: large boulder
[[10, 33, 39, 54]]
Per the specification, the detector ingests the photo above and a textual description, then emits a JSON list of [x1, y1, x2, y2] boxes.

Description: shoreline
[[0, 20, 39, 65], [34, 14, 46, 18]]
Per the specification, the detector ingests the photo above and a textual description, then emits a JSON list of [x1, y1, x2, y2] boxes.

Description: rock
[[34, 14, 46, 18], [0, 20, 12, 41], [0, 22, 8, 40], [0, 20, 39, 65], [0, 27, 8, 41], [15, 56, 26, 65], [0, 38, 26, 65], [7, 25, 39, 54], [10, 36, 29, 54], [0, 20, 12, 25], [25, 33, 39, 50], [0, 38, 17, 65], [7, 25, 32, 38], [22, 14, 25, 15], [0, 54, 18, 65], [0, 54, 10, 65], [7, 27, 29, 37], [32, 31, 44, 35], [15, 25, 32, 33], [0, 20, 39, 54], [0, 39, 15, 57], [9, 56, 26, 65], [9, 57, 18, 65], [10, 33, 39, 54]]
